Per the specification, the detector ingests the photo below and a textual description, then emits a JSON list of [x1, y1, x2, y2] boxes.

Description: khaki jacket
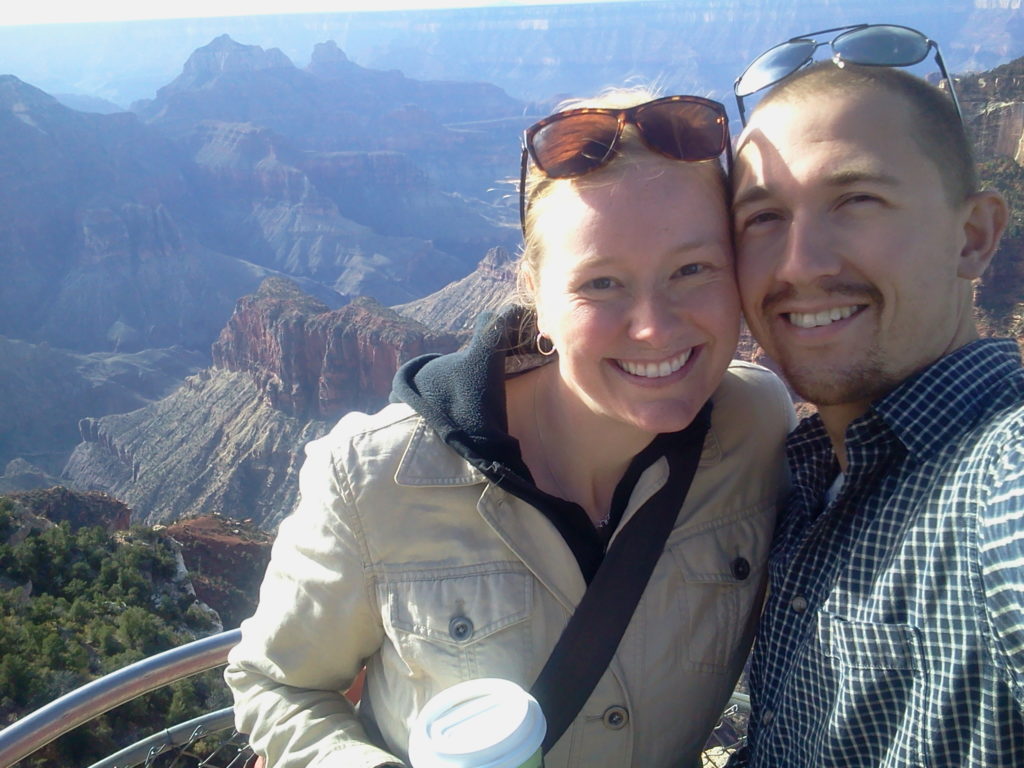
[[226, 360, 793, 768]]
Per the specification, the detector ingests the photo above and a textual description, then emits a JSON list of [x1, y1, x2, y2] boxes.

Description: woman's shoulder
[[306, 402, 423, 464], [718, 359, 790, 396], [307, 402, 480, 486], [712, 360, 796, 434]]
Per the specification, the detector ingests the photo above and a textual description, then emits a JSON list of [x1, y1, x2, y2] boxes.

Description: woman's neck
[[506, 364, 654, 523]]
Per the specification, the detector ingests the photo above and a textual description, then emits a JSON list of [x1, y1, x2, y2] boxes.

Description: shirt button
[[761, 708, 775, 725], [602, 705, 629, 730], [730, 557, 751, 581], [790, 596, 808, 613], [448, 616, 474, 641]]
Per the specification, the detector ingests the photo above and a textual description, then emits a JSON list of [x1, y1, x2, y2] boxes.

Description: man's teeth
[[788, 306, 859, 329], [617, 349, 691, 378]]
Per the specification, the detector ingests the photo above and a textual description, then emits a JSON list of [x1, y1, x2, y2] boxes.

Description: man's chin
[[780, 361, 896, 410]]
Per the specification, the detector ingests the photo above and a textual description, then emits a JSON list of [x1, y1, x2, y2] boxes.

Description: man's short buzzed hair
[[751, 61, 977, 203]]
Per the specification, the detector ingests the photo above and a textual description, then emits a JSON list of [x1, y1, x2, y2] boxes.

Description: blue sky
[[5, 0, 635, 27]]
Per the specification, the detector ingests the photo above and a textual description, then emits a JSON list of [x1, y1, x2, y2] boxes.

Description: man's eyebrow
[[732, 185, 772, 210], [732, 169, 901, 210], [825, 169, 900, 188]]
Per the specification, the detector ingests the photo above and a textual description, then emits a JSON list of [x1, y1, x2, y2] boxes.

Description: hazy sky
[[5, 0, 627, 27]]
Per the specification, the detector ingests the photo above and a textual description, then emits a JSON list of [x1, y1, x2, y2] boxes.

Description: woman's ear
[[958, 189, 1009, 280]]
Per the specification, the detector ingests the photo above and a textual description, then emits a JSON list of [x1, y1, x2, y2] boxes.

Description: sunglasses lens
[[530, 113, 620, 177], [736, 39, 817, 97], [635, 100, 726, 160], [833, 25, 930, 66]]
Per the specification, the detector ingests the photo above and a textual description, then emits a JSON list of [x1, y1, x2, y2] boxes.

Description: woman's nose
[[628, 291, 678, 345]]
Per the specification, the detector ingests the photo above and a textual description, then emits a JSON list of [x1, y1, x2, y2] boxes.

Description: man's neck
[[817, 401, 871, 473]]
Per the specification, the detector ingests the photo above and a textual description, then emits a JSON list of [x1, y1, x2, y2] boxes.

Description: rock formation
[[165, 514, 274, 628], [0, 337, 206, 475], [393, 246, 518, 336], [0, 74, 339, 353], [961, 59, 1024, 340], [64, 278, 461, 528], [212, 277, 460, 417], [2, 486, 132, 532]]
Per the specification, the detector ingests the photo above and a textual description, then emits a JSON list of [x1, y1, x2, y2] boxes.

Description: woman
[[226, 87, 794, 768]]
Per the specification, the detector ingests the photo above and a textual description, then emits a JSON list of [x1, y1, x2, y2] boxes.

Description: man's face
[[732, 87, 979, 413]]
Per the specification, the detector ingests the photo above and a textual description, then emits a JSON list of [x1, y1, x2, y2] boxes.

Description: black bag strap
[[529, 407, 710, 753]]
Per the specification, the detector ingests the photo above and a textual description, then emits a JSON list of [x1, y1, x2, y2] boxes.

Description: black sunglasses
[[733, 23, 963, 126], [518, 95, 732, 235]]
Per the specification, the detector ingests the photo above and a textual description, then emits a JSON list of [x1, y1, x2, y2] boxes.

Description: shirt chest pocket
[[378, 565, 534, 684], [817, 614, 925, 762]]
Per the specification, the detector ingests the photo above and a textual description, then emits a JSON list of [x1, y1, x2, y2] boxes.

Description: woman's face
[[531, 159, 740, 438]]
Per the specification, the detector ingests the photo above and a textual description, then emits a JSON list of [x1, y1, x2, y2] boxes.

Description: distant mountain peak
[[310, 40, 350, 66], [179, 34, 295, 86], [0, 75, 63, 114], [306, 40, 362, 80]]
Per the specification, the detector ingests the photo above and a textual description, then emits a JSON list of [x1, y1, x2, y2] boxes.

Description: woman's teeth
[[617, 349, 692, 378]]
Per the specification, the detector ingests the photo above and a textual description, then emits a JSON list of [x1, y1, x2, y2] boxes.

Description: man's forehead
[[734, 88, 917, 180], [740, 85, 917, 144], [733, 90, 933, 207]]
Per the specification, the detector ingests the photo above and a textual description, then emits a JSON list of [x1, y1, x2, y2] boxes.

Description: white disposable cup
[[408, 678, 546, 768]]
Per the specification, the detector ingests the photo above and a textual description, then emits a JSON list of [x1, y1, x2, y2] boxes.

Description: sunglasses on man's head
[[518, 95, 732, 235], [733, 23, 963, 126]]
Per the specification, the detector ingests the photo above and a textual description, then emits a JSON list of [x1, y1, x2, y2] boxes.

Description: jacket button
[[731, 557, 751, 581], [602, 705, 629, 730], [448, 616, 474, 641]]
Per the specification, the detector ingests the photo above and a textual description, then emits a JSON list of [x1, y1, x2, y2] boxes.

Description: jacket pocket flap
[[383, 566, 532, 646], [670, 510, 771, 585]]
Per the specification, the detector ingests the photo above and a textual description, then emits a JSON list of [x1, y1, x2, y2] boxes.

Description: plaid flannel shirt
[[730, 338, 1024, 767]]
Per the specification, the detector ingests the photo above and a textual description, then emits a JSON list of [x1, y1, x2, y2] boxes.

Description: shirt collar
[[867, 338, 1022, 462], [787, 338, 1022, 474]]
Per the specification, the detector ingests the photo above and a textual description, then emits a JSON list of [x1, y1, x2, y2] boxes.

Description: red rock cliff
[[211, 277, 460, 418]]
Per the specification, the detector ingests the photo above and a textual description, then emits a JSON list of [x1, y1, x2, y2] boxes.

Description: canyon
[[0, 6, 1022, 533]]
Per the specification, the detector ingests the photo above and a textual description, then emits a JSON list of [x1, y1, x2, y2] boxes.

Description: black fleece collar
[[390, 307, 536, 488]]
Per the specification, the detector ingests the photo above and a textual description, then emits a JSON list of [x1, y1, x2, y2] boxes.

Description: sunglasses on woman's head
[[733, 23, 963, 126], [518, 95, 732, 235]]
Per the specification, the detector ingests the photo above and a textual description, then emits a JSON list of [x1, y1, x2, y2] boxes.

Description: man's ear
[[958, 189, 1010, 279]]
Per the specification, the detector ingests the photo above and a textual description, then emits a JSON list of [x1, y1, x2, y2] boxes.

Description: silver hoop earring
[[536, 333, 556, 357]]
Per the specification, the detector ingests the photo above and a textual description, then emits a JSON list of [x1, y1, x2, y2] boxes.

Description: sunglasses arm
[[518, 144, 529, 237], [931, 44, 965, 125]]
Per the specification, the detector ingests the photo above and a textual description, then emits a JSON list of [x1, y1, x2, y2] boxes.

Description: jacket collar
[[393, 418, 489, 487]]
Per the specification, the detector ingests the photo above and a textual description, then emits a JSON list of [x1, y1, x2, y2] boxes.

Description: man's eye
[[675, 264, 704, 277], [743, 210, 782, 227], [842, 193, 880, 206]]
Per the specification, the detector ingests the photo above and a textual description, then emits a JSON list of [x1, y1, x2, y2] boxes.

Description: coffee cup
[[408, 678, 546, 768]]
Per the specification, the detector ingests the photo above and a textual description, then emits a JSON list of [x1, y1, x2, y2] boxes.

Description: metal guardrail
[[0, 625, 751, 768], [0, 628, 241, 768], [86, 708, 242, 768]]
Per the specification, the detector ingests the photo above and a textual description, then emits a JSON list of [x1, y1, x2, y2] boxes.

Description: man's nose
[[774, 214, 842, 286]]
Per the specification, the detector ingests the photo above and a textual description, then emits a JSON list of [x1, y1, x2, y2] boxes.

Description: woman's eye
[[584, 276, 616, 290]]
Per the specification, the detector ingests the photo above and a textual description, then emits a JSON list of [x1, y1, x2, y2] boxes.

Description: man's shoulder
[[961, 392, 1024, 463]]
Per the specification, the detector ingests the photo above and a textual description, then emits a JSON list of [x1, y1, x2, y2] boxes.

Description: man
[[727, 31, 1024, 768]]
